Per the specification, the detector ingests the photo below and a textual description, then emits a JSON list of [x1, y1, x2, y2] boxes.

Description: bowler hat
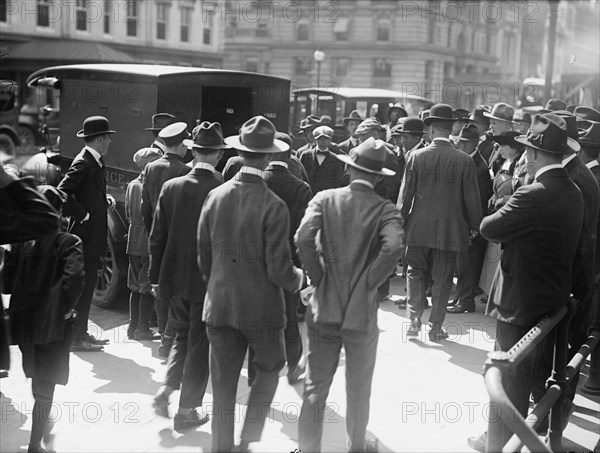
[[574, 106, 600, 123], [313, 125, 333, 139], [225, 116, 289, 154], [183, 121, 229, 151], [456, 124, 480, 141], [159, 122, 189, 147], [38, 185, 67, 212], [579, 122, 600, 148], [145, 113, 176, 131], [552, 111, 581, 152], [540, 98, 567, 113], [336, 137, 395, 176], [133, 147, 162, 169], [76, 116, 116, 138], [299, 115, 322, 131], [483, 103, 516, 123], [355, 117, 381, 135], [343, 110, 364, 125], [492, 131, 521, 147], [423, 104, 456, 125], [468, 105, 491, 125], [394, 117, 424, 135], [388, 102, 408, 117], [515, 113, 572, 154]]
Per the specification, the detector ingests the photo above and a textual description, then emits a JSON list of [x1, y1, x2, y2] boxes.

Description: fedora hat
[[552, 110, 581, 153], [574, 106, 600, 123], [483, 103, 516, 123], [456, 124, 480, 141], [299, 115, 322, 130], [395, 116, 424, 135], [225, 116, 289, 154], [145, 113, 176, 131], [183, 121, 229, 151], [492, 130, 521, 147], [468, 105, 491, 125], [76, 116, 116, 138], [540, 98, 567, 113], [158, 122, 189, 147], [343, 110, 364, 125], [388, 102, 408, 117], [579, 122, 600, 148], [515, 113, 572, 154], [423, 103, 456, 125], [336, 137, 395, 176]]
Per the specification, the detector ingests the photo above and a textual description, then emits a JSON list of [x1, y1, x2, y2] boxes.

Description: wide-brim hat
[[456, 124, 480, 141], [343, 110, 364, 124], [552, 110, 581, 153], [514, 113, 572, 154], [579, 122, 600, 148], [299, 115, 322, 130], [423, 103, 456, 125], [491, 131, 521, 146], [539, 98, 567, 113], [336, 137, 395, 176], [225, 116, 289, 154], [145, 113, 176, 131], [388, 102, 408, 117], [574, 106, 600, 123], [468, 105, 491, 125], [183, 121, 230, 151], [76, 116, 116, 138], [483, 103, 516, 123]]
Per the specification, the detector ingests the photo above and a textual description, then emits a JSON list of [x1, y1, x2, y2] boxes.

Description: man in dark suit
[[337, 110, 363, 154], [198, 116, 303, 453], [399, 104, 483, 342], [149, 122, 226, 431], [58, 116, 116, 352], [448, 124, 493, 313], [142, 122, 191, 358], [296, 137, 404, 453], [299, 125, 347, 194], [467, 114, 584, 452]]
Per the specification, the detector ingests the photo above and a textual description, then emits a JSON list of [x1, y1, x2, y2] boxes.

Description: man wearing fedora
[[149, 122, 227, 431], [385, 102, 408, 141], [399, 103, 483, 342], [198, 116, 304, 453], [296, 137, 403, 453], [58, 115, 116, 352], [299, 125, 347, 194], [296, 115, 322, 155], [468, 105, 494, 164], [484, 103, 517, 175], [142, 122, 191, 358], [447, 124, 492, 314], [146, 113, 176, 155], [467, 113, 584, 452], [338, 110, 364, 154]]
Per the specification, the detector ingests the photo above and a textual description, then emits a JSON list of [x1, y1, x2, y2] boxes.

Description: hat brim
[[514, 135, 575, 154], [314, 133, 333, 139], [76, 129, 116, 138], [336, 153, 395, 176], [224, 136, 289, 153], [482, 112, 518, 124], [423, 116, 457, 126], [183, 138, 230, 150], [343, 117, 363, 124], [396, 130, 424, 135], [457, 136, 479, 142]]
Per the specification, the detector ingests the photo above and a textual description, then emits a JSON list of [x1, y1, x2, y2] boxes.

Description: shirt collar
[[433, 137, 451, 144], [152, 140, 166, 154], [268, 161, 289, 169], [469, 149, 478, 158], [586, 160, 599, 170], [194, 162, 215, 173], [239, 166, 265, 179], [352, 179, 374, 189], [535, 163, 563, 181], [479, 135, 487, 141], [562, 153, 577, 167], [85, 146, 102, 165]]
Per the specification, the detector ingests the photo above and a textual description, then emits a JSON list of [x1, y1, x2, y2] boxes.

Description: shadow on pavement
[[157, 427, 211, 450]]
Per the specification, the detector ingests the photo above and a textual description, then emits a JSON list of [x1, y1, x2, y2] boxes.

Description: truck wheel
[[92, 234, 126, 308], [18, 125, 36, 148], [0, 133, 17, 157]]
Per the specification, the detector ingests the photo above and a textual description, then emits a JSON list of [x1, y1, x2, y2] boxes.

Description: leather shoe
[[428, 327, 449, 342], [406, 320, 421, 336], [467, 432, 486, 452], [71, 340, 103, 352], [85, 333, 109, 345], [446, 301, 475, 313], [173, 408, 209, 432]]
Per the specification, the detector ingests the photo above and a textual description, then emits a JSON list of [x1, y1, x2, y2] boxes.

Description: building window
[[297, 21, 309, 41], [334, 58, 350, 77], [103, 0, 112, 34], [37, 0, 50, 27], [0, 0, 7, 22], [180, 7, 191, 42], [373, 58, 392, 78], [126, 0, 138, 37], [334, 17, 349, 41], [376, 18, 390, 42], [257, 21, 269, 37], [76, 0, 88, 31], [156, 3, 168, 40], [294, 57, 313, 76], [203, 12, 212, 44]]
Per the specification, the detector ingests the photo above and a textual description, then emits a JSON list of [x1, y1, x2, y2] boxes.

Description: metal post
[[547, 314, 569, 451], [544, 0, 559, 101]]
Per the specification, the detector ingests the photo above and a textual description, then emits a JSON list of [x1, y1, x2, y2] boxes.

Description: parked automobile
[[0, 80, 21, 158]]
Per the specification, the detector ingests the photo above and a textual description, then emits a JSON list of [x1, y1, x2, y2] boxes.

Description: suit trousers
[[405, 246, 457, 331], [207, 323, 285, 452], [455, 239, 487, 305], [298, 309, 378, 453], [74, 253, 100, 341], [247, 290, 303, 383], [164, 296, 210, 409], [155, 296, 174, 339]]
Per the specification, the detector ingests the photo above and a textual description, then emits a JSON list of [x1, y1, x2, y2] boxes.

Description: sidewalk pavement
[[1, 276, 598, 452]]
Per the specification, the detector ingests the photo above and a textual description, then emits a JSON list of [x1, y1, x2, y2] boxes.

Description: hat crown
[[552, 111, 579, 140], [544, 98, 567, 112], [398, 117, 424, 134], [574, 106, 600, 122], [239, 116, 278, 150], [349, 137, 388, 172], [427, 103, 455, 121], [149, 113, 176, 130], [191, 121, 225, 147], [488, 103, 515, 122], [579, 121, 600, 147], [525, 113, 568, 153], [300, 115, 322, 129], [344, 110, 363, 122], [458, 124, 479, 140], [453, 109, 470, 120], [78, 115, 115, 138], [159, 121, 189, 146], [469, 105, 491, 123], [313, 125, 333, 138]]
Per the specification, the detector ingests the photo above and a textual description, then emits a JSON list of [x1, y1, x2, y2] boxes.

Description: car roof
[[293, 86, 431, 102]]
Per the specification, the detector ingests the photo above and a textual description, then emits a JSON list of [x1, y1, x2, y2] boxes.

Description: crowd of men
[[1, 94, 599, 453]]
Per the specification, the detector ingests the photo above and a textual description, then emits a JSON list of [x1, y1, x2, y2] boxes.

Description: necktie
[[99, 157, 105, 170]]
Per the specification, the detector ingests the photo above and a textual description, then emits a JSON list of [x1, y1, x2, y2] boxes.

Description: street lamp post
[[313, 49, 325, 116]]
